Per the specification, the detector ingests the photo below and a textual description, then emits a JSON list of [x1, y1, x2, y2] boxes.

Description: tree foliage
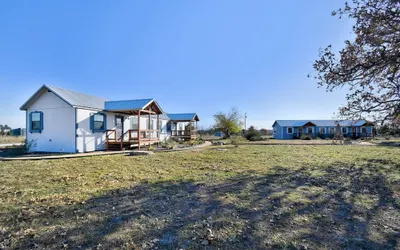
[[213, 108, 243, 138], [0, 124, 12, 135], [377, 119, 400, 136], [244, 126, 261, 141], [311, 0, 400, 124]]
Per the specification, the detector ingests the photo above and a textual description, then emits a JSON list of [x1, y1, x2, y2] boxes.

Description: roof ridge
[[46, 85, 109, 101], [168, 112, 197, 114], [275, 119, 367, 121], [105, 98, 154, 102]]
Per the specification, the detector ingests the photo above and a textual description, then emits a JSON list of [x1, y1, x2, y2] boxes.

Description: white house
[[20, 85, 200, 153]]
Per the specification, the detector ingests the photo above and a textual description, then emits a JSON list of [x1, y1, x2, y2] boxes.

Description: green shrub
[[245, 130, 261, 141], [161, 139, 177, 150], [249, 136, 262, 141], [300, 134, 312, 140]]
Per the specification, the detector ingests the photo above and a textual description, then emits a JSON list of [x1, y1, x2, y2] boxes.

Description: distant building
[[214, 131, 225, 137], [11, 128, 26, 136], [272, 120, 375, 139], [2, 128, 11, 134]]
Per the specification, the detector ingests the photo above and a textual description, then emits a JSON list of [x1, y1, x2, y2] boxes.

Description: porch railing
[[106, 129, 160, 144], [171, 130, 197, 137], [106, 130, 117, 142]]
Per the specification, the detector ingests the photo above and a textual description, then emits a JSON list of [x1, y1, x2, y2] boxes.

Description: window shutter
[[103, 113, 107, 132], [29, 112, 33, 133], [39, 112, 44, 133], [167, 122, 171, 132], [90, 114, 94, 133]]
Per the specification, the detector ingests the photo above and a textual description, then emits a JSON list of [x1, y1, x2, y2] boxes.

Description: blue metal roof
[[104, 99, 154, 111], [273, 120, 371, 127], [167, 113, 199, 121]]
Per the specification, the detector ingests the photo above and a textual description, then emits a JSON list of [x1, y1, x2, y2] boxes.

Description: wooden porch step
[[106, 140, 160, 151], [107, 142, 133, 151]]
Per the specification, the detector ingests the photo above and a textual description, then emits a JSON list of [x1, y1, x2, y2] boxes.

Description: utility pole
[[244, 112, 247, 131]]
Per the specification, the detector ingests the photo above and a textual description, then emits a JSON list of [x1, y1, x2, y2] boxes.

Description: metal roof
[[20, 85, 162, 113], [104, 99, 154, 111], [20, 85, 108, 110], [272, 120, 371, 127], [21, 85, 192, 118], [167, 113, 200, 121]]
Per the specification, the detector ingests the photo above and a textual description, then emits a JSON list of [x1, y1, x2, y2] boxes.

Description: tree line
[[0, 125, 12, 135]]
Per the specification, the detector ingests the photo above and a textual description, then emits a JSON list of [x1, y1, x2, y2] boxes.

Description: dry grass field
[[0, 144, 399, 249], [0, 136, 25, 145]]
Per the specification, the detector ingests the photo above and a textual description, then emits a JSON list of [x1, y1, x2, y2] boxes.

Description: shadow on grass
[[375, 141, 400, 147], [2, 162, 400, 249]]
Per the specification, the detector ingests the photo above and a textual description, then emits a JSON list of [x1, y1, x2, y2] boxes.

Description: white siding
[[76, 109, 130, 152], [171, 121, 190, 131], [160, 119, 170, 142], [26, 91, 75, 153], [76, 108, 104, 152]]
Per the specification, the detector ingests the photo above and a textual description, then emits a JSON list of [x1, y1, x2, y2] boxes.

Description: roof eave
[[20, 84, 74, 110], [142, 99, 164, 114]]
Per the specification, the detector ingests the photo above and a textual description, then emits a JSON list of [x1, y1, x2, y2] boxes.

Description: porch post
[[157, 114, 160, 140], [138, 111, 141, 150], [148, 113, 151, 143]]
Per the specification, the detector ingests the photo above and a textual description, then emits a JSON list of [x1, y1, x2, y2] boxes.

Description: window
[[287, 127, 293, 134], [329, 127, 335, 134], [90, 113, 106, 132], [29, 111, 43, 133], [319, 127, 324, 134], [324, 127, 329, 134], [307, 127, 314, 134], [361, 127, 367, 133], [273, 128, 276, 135], [94, 114, 105, 130], [159, 120, 163, 131], [342, 127, 348, 134], [131, 116, 138, 130]]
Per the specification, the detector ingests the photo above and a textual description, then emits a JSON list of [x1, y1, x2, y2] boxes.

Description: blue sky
[[0, 0, 353, 129]]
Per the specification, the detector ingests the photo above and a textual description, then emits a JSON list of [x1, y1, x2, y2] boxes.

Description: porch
[[171, 129, 198, 140], [104, 99, 163, 151], [106, 128, 160, 151], [168, 113, 200, 141]]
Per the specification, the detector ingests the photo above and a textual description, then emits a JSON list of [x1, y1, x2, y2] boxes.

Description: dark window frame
[[30, 111, 43, 133], [91, 113, 107, 133]]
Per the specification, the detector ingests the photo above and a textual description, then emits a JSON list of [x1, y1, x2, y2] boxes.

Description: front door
[[115, 116, 124, 140]]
